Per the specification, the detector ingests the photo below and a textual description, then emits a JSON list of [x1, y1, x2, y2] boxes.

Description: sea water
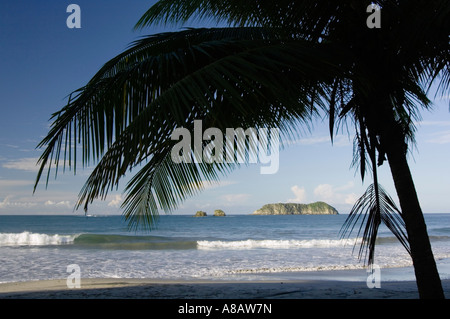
[[0, 214, 449, 283]]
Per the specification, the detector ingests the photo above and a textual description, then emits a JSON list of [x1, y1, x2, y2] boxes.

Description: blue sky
[[0, 1, 449, 215]]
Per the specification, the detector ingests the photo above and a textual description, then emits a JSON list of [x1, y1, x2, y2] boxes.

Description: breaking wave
[[197, 238, 361, 250], [0, 232, 76, 246], [0, 232, 197, 250], [3, 232, 446, 250]]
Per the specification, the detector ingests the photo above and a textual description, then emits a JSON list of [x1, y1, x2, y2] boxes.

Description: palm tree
[[34, 0, 449, 298], [35, 27, 339, 227]]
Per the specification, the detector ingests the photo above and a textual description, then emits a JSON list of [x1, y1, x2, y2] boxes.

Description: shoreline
[[1, 277, 449, 299], [1, 263, 449, 299]]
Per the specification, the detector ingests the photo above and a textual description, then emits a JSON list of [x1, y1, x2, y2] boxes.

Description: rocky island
[[194, 211, 207, 217], [252, 202, 338, 215], [213, 209, 226, 217]]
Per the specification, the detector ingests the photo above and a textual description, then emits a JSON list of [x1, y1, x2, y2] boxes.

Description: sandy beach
[[1, 277, 449, 299]]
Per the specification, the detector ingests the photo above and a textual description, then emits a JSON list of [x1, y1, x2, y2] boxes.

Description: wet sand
[[1, 277, 449, 299]]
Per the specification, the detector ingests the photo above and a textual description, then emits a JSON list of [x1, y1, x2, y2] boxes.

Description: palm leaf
[[134, 0, 343, 35], [340, 183, 410, 266], [35, 27, 344, 229]]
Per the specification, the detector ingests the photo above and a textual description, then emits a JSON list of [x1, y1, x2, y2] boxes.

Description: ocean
[[1, 214, 449, 284]]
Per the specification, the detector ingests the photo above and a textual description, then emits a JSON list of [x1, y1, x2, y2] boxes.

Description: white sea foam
[[0, 232, 76, 246], [226, 264, 368, 274], [197, 238, 361, 250]]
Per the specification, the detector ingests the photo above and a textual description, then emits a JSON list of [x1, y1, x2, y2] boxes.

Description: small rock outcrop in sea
[[194, 211, 207, 217], [213, 209, 226, 217], [252, 202, 338, 215]]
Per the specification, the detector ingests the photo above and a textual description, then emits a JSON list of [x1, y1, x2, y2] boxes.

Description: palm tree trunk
[[384, 133, 445, 299]]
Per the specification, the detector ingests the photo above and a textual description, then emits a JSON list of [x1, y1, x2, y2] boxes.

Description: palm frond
[[134, 0, 348, 41], [340, 183, 410, 266], [35, 27, 344, 228]]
